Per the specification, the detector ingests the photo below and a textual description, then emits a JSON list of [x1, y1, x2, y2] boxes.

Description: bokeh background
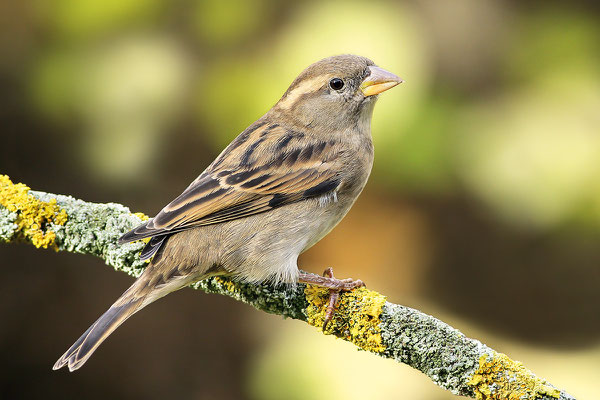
[[1, 0, 599, 399]]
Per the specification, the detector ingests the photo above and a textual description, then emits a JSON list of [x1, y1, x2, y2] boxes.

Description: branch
[[0, 174, 574, 400]]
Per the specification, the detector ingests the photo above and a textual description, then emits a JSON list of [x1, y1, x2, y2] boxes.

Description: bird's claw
[[298, 267, 366, 331]]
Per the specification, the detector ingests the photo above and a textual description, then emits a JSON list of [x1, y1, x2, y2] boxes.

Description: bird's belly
[[299, 192, 353, 252], [209, 193, 354, 284]]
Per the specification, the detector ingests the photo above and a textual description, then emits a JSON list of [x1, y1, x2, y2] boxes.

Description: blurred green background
[[1, 0, 598, 399]]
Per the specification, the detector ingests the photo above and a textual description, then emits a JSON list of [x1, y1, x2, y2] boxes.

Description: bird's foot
[[298, 267, 365, 331]]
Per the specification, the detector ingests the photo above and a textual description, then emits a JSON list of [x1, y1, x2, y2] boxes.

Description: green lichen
[[0, 207, 18, 242], [195, 277, 308, 321], [380, 302, 485, 396], [0, 175, 67, 248], [468, 352, 561, 400], [304, 285, 387, 353], [30, 190, 150, 277]]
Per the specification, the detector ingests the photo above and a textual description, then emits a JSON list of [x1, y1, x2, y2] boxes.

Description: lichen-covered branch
[[0, 174, 575, 400]]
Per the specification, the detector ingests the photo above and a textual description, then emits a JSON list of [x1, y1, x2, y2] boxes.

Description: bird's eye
[[329, 78, 344, 91]]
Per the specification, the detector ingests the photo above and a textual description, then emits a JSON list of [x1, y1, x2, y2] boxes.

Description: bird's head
[[273, 55, 402, 131]]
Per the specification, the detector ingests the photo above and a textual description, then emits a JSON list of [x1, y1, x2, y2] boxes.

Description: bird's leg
[[322, 268, 340, 330], [298, 267, 365, 330]]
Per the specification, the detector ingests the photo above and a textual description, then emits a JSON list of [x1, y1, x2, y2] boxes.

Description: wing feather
[[119, 123, 340, 245]]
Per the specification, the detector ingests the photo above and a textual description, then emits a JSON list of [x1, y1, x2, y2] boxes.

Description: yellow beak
[[360, 66, 403, 96]]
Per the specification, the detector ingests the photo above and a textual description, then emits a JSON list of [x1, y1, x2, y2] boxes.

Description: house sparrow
[[53, 54, 402, 371]]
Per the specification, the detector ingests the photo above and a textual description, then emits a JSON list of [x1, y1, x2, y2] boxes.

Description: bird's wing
[[119, 122, 341, 245]]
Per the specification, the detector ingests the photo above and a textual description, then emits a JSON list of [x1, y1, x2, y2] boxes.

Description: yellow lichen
[[0, 175, 68, 249], [468, 352, 561, 400], [214, 276, 237, 293], [304, 284, 387, 353], [134, 212, 150, 221]]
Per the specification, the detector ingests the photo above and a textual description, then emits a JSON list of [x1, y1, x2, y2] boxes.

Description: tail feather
[[53, 300, 141, 372]]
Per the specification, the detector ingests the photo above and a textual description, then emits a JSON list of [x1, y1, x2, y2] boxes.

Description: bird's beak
[[360, 66, 403, 96]]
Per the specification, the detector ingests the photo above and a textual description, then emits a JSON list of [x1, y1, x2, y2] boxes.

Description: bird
[[53, 54, 402, 371]]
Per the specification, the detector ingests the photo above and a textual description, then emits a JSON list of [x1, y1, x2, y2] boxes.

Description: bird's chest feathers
[[339, 132, 374, 195]]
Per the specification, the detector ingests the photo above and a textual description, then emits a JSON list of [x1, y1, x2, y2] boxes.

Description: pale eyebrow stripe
[[277, 75, 331, 110]]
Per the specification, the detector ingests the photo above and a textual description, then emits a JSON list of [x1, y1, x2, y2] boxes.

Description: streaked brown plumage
[[53, 54, 402, 371]]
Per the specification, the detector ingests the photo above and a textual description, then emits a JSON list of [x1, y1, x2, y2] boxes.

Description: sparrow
[[53, 54, 402, 371]]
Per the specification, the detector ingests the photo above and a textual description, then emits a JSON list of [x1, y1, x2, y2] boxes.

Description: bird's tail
[[53, 297, 143, 372]]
